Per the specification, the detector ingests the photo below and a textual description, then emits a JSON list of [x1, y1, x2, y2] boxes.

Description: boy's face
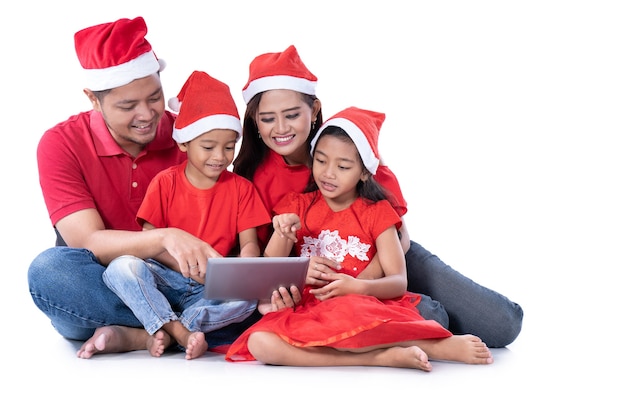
[[178, 129, 238, 188], [87, 74, 165, 156]]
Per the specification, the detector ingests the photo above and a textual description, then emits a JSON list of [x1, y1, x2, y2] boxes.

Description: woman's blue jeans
[[405, 241, 524, 348]]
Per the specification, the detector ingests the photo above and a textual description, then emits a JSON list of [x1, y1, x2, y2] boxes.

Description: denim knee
[[104, 255, 143, 277], [416, 294, 449, 328]]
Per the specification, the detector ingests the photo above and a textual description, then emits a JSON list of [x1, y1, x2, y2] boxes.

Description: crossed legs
[[247, 331, 493, 372]]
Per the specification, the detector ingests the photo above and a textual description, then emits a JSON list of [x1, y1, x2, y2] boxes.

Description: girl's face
[[312, 134, 369, 211], [178, 129, 238, 189], [255, 89, 318, 165]]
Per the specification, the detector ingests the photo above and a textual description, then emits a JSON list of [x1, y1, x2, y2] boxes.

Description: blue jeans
[[406, 241, 524, 348], [27, 247, 260, 348], [102, 255, 257, 335], [28, 243, 523, 349]]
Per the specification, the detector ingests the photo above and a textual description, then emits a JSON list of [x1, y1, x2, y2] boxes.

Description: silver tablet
[[203, 256, 310, 300]]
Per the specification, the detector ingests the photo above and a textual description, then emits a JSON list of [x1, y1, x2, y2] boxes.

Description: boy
[[102, 71, 270, 359]]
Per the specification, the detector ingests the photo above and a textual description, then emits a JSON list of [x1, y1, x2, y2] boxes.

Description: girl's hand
[[309, 272, 361, 300], [272, 213, 301, 243], [307, 256, 341, 287]]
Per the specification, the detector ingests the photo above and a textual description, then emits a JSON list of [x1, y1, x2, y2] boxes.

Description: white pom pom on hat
[[168, 96, 181, 113]]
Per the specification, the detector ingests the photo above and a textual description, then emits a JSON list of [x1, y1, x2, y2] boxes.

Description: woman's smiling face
[[255, 89, 317, 166]]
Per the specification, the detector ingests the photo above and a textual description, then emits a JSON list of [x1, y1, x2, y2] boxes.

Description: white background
[[0, 1, 624, 415]]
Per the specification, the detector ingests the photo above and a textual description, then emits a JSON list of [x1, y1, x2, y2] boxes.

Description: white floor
[[6, 220, 622, 416], [2, 2, 624, 416], [4, 290, 622, 416]]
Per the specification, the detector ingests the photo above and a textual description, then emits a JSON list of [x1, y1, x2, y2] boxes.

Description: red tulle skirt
[[225, 287, 452, 362]]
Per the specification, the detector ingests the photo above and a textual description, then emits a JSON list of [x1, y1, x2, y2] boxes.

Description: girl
[[226, 107, 493, 371]]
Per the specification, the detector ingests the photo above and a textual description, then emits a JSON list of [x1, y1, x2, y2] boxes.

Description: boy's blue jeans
[[102, 255, 257, 336]]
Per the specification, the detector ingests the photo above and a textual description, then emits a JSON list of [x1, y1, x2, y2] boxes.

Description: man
[[28, 16, 260, 359]]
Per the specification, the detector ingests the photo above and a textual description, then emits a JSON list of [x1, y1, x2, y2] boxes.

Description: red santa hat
[[74, 16, 166, 91], [310, 106, 385, 175], [168, 71, 242, 143], [241, 45, 317, 104]]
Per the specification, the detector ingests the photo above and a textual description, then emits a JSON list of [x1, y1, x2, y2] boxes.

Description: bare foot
[[76, 326, 151, 359], [377, 346, 432, 372], [184, 331, 208, 360], [421, 334, 494, 365], [147, 330, 173, 357]]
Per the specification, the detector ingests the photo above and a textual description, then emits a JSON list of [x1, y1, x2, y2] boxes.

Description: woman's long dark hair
[[232, 91, 323, 181]]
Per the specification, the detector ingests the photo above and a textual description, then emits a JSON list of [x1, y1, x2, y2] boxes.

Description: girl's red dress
[[225, 191, 452, 362]]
